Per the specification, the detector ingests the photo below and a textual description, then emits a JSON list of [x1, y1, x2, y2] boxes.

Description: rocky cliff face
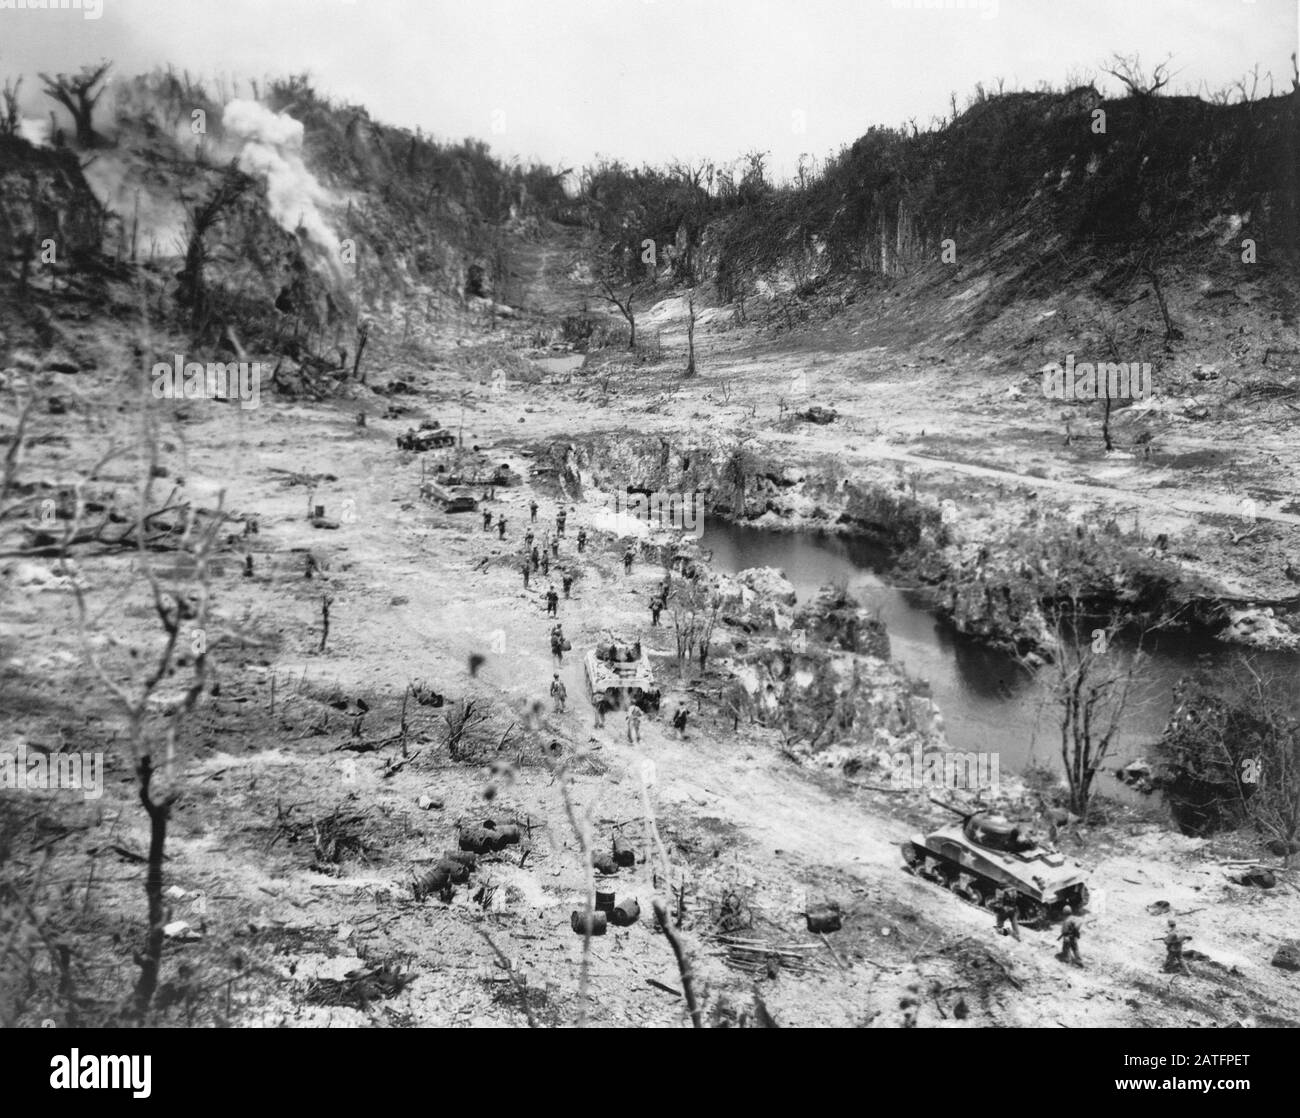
[[0, 136, 106, 265]]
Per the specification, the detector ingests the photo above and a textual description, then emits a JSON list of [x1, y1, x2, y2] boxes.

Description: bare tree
[[0, 75, 22, 138], [39, 61, 112, 148], [1101, 52, 1176, 98], [668, 580, 720, 675], [596, 270, 638, 351], [1159, 658, 1300, 862], [70, 440, 226, 1017], [1027, 602, 1144, 817], [684, 288, 697, 377], [177, 162, 252, 333]]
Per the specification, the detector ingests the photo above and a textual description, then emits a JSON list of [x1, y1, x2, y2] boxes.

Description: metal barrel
[[571, 910, 608, 936]]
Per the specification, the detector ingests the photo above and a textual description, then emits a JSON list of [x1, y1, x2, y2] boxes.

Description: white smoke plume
[[17, 117, 50, 146], [221, 99, 340, 265]]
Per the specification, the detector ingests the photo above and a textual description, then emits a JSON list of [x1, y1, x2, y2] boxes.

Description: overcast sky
[[4, 0, 1296, 178]]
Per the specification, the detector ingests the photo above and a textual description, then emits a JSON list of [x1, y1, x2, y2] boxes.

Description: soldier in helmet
[[1057, 905, 1084, 967], [1162, 920, 1191, 975], [993, 884, 1021, 941], [899, 983, 921, 1029]]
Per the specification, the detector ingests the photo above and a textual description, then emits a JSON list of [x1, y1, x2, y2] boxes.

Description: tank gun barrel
[[929, 796, 974, 819]]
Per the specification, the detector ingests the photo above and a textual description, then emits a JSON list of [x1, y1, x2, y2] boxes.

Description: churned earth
[[2, 220, 1299, 1028]]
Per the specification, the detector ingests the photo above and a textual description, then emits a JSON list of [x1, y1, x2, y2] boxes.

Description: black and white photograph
[[1, 0, 1298, 1067]]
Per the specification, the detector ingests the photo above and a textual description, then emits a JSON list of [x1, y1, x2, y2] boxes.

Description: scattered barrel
[[413, 865, 453, 900], [459, 826, 498, 854], [493, 823, 522, 847], [612, 836, 636, 867], [595, 890, 617, 915], [436, 858, 470, 884], [444, 851, 477, 871], [571, 909, 608, 936], [611, 898, 641, 927], [591, 851, 619, 875], [805, 904, 843, 934]]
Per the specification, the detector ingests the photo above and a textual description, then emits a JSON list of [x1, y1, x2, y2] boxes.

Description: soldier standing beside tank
[[1057, 905, 1084, 967], [993, 885, 1021, 942]]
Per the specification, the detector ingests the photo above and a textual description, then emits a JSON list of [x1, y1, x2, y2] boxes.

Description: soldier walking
[[650, 594, 663, 627], [993, 885, 1021, 941], [550, 673, 567, 713], [577, 528, 587, 554], [1057, 905, 1084, 967], [556, 508, 567, 536], [529, 499, 538, 523], [1162, 921, 1191, 975], [497, 516, 507, 540], [530, 545, 540, 571], [545, 585, 559, 617], [623, 546, 634, 575], [525, 528, 534, 551], [550, 624, 566, 667], [482, 509, 493, 532], [551, 536, 559, 558], [626, 704, 642, 745], [562, 572, 574, 599], [521, 562, 531, 589], [672, 706, 689, 739], [541, 551, 550, 577], [899, 984, 921, 1029]]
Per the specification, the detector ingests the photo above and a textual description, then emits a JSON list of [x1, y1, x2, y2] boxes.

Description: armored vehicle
[[901, 799, 1089, 924], [584, 634, 661, 713]]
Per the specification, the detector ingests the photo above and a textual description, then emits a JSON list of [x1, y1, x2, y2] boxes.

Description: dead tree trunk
[[133, 756, 176, 1017], [685, 290, 697, 376]]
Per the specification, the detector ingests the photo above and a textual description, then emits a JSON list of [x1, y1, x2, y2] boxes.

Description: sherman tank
[[584, 634, 661, 713], [901, 799, 1089, 924]]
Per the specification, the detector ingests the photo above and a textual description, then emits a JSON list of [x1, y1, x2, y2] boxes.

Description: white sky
[[3, 0, 1296, 179]]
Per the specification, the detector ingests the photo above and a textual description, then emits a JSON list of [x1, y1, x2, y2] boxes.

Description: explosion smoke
[[221, 99, 340, 270]]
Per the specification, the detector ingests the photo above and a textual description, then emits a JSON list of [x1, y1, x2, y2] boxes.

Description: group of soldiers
[[919, 857, 1194, 975], [480, 488, 690, 768]]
